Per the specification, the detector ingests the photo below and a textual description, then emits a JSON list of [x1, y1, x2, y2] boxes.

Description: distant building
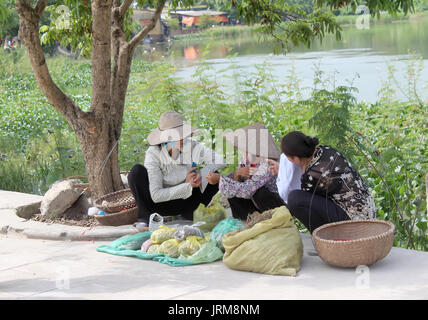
[[133, 9, 169, 42], [132, 8, 230, 41], [170, 10, 229, 27]]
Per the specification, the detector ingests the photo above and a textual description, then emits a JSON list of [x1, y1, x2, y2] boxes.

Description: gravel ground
[[30, 211, 98, 227]]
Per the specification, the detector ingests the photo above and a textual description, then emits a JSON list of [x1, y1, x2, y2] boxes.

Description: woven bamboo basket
[[312, 219, 395, 268], [94, 188, 136, 213], [94, 206, 138, 226], [94, 188, 138, 226]]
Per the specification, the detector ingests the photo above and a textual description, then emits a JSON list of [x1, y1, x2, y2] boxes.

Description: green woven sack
[[222, 206, 303, 276]]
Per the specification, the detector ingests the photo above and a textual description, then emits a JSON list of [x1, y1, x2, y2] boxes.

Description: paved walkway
[[1, 190, 428, 299], [1, 234, 428, 300]]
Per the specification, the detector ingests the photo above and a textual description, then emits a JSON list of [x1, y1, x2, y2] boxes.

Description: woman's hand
[[206, 172, 221, 185], [185, 168, 200, 188], [268, 159, 279, 175], [234, 166, 251, 180], [191, 172, 202, 188]]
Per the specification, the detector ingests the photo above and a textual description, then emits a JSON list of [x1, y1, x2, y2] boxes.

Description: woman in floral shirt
[[281, 131, 376, 233], [207, 152, 284, 220]]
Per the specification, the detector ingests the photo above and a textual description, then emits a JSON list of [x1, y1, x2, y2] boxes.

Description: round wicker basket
[[94, 188, 136, 213], [312, 219, 395, 268], [94, 188, 138, 226]]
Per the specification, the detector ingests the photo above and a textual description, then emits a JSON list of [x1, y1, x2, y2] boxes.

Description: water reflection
[[184, 46, 199, 60], [133, 15, 428, 103]]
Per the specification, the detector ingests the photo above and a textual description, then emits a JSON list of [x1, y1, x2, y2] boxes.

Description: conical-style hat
[[147, 111, 200, 146], [223, 123, 281, 160]]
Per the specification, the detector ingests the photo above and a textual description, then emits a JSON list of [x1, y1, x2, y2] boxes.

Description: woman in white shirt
[[273, 154, 302, 204], [128, 112, 226, 223]]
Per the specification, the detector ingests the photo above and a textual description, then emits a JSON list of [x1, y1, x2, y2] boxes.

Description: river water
[[138, 15, 428, 103]]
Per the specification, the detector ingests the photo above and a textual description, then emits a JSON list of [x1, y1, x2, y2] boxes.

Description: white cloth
[[144, 139, 226, 203], [276, 154, 302, 204]]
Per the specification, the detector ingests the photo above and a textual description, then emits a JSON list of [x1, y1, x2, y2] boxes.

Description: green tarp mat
[[96, 230, 224, 267]]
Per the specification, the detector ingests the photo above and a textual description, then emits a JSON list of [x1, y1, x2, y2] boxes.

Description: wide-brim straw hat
[[147, 111, 200, 146], [223, 123, 281, 160]]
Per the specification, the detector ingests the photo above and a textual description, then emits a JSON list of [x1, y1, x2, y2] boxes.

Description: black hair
[[281, 131, 319, 158]]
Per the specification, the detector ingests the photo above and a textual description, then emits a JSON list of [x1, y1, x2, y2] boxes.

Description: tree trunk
[[17, 0, 166, 199], [83, 0, 124, 198], [79, 122, 123, 198]]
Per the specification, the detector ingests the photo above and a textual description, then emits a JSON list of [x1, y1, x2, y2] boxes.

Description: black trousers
[[287, 190, 350, 233], [227, 186, 285, 220], [127, 164, 219, 223]]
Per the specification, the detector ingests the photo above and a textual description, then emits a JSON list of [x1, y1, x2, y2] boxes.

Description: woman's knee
[[128, 164, 146, 179], [287, 190, 306, 210], [128, 164, 148, 190], [252, 187, 274, 203], [253, 188, 284, 210]]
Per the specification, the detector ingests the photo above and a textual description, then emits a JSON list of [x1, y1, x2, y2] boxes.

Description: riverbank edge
[[171, 10, 428, 42]]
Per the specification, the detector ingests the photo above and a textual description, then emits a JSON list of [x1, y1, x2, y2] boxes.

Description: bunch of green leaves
[[315, 0, 415, 17], [349, 126, 427, 250], [39, 0, 196, 58], [307, 85, 355, 150], [0, 0, 19, 38]]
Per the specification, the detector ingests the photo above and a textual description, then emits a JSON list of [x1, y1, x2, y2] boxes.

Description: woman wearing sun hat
[[127, 111, 226, 223], [206, 123, 285, 220]]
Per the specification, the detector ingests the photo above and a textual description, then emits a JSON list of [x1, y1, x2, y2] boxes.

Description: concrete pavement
[[1, 233, 428, 300], [1, 189, 428, 300]]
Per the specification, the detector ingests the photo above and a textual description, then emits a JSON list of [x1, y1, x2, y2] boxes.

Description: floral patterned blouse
[[219, 160, 279, 200], [302, 145, 376, 220]]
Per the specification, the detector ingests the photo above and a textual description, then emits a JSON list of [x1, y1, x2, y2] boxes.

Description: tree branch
[[127, 0, 166, 52], [119, 0, 133, 17], [34, 0, 49, 17], [111, 0, 132, 135], [91, 0, 113, 114], [16, 0, 96, 137]]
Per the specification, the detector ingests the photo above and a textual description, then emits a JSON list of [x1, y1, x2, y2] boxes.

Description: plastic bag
[[204, 232, 211, 242], [179, 240, 224, 263], [158, 239, 181, 258], [147, 244, 160, 254], [178, 236, 206, 256], [149, 213, 164, 231], [109, 232, 151, 251], [150, 226, 177, 244], [174, 222, 205, 241], [141, 239, 153, 252], [193, 201, 227, 232], [210, 217, 245, 250]]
